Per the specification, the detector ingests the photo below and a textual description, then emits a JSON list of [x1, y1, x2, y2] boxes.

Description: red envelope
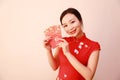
[[44, 25, 62, 48]]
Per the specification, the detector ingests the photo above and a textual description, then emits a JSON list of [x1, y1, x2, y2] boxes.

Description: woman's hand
[[43, 37, 52, 51], [57, 38, 70, 55]]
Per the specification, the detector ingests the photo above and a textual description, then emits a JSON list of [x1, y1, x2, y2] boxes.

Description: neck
[[76, 31, 84, 39]]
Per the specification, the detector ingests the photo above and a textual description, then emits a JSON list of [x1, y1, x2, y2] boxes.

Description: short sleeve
[[92, 42, 101, 52]]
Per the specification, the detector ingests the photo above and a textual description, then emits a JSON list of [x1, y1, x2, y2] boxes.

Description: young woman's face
[[61, 13, 83, 37]]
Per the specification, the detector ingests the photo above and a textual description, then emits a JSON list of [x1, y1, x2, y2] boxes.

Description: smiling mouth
[[70, 29, 76, 34]]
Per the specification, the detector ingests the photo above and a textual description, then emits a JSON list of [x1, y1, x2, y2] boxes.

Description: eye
[[63, 25, 67, 28], [71, 21, 75, 24]]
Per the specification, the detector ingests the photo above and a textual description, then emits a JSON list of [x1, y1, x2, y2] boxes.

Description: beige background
[[0, 0, 120, 80]]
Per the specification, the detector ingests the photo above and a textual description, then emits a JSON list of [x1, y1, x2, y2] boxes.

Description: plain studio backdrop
[[0, 0, 120, 80]]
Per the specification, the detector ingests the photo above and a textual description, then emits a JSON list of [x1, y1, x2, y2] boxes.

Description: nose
[[68, 25, 74, 31]]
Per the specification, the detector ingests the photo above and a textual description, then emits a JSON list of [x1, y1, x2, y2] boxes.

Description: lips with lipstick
[[69, 29, 76, 34], [44, 25, 62, 48]]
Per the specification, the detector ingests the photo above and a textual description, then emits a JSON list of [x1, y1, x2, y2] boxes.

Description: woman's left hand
[[57, 38, 70, 55]]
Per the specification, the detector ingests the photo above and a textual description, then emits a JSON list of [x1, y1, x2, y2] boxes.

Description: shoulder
[[84, 36, 101, 51]]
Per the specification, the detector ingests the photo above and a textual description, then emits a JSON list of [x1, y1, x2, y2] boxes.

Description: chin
[[68, 32, 78, 37], [70, 33, 77, 37]]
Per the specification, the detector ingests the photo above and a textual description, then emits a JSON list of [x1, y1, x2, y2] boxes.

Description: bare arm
[[65, 50, 100, 80], [43, 39, 60, 71], [46, 47, 60, 70]]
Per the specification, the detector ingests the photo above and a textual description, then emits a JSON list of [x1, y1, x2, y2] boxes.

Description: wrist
[[46, 48, 52, 53], [64, 51, 71, 57]]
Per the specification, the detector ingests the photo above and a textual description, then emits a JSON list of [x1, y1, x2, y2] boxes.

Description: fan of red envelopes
[[44, 25, 62, 48]]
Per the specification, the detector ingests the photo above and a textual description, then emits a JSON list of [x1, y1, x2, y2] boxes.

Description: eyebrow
[[69, 19, 75, 22]]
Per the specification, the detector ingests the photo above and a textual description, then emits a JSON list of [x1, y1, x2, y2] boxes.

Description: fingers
[[43, 37, 51, 46], [56, 38, 67, 43], [44, 37, 52, 43], [56, 38, 68, 47]]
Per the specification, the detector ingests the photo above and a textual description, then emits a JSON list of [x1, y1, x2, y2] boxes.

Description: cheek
[[75, 20, 82, 27], [63, 28, 70, 34], [76, 22, 82, 30], [64, 28, 69, 33]]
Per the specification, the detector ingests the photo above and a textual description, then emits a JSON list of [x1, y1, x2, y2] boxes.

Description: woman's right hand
[[43, 37, 52, 51]]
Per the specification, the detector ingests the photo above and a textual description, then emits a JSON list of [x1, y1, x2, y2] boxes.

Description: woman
[[43, 8, 101, 80]]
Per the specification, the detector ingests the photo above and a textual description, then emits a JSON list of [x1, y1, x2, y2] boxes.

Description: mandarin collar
[[63, 33, 86, 42], [75, 33, 86, 41]]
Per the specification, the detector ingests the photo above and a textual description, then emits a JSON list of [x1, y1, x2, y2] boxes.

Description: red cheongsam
[[56, 33, 101, 80]]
